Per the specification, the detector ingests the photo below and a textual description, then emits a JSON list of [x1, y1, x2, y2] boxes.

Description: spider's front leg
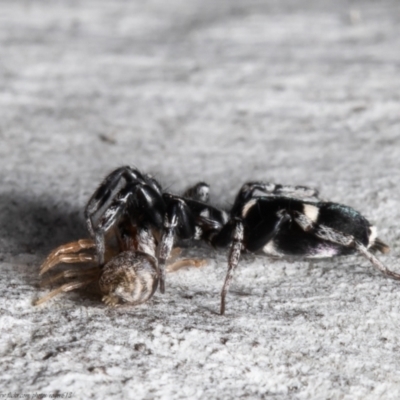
[[157, 196, 196, 293], [85, 166, 147, 237], [219, 219, 244, 316], [157, 186, 226, 294], [230, 181, 319, 216], [90, 182, 165, 265], [214, 210, 291, 315]]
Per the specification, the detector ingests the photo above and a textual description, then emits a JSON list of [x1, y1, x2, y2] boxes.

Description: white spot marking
[[368, 226, 378, 246], [200, 208, 210, 218], [242, 199, 257, 218], [303, 204, 319, 222], [198, 186, 209, 200], [221, 211, 229, 224], [263, 241, 283, 256], [137, 228, 156, 257], [307, 247, 339, 258], [194, 226, 203, 240]]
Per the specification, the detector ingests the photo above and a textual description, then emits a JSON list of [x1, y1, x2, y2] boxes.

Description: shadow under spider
[[0, 192, 86, 258]]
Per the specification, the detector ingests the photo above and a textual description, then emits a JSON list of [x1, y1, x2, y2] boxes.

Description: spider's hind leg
[[354, 242, 400, 280], [157, 196, 196, 293], [292, 211, 400, 280]]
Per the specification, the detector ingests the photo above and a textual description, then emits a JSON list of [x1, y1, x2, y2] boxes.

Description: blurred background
[[1, 0, 400, 397]]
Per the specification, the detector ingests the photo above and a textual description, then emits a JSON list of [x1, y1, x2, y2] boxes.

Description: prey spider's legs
[[293, 211, 400, 280], [169, 247, 183, 261], [40, 239, 96, 275], [41, 267, 100, 287], [166, 258, 207, 273], [35, 277, 96, 306]]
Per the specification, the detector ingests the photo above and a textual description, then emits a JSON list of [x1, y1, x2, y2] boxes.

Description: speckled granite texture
[[1, 0, 400, 398]]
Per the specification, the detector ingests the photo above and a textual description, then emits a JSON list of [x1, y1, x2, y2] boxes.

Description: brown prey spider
[[36, 225, 206, 307]]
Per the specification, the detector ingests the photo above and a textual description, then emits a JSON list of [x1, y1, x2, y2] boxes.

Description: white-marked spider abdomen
[[216, 181, 397, 314], [241, 198, 378, 257], [99, 251, 159, 306]]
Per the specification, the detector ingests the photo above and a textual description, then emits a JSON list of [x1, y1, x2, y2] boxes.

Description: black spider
[[39, 168, 399, 314], [84, 166, 228, 294], [206, 182, 399, 314]]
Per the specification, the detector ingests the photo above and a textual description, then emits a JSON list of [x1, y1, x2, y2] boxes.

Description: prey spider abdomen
[[99, 251, 159, 306]]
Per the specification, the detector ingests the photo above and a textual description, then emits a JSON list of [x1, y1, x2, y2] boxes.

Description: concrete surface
[[1, 0, 400, 398]]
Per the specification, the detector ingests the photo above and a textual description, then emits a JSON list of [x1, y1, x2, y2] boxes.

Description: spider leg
[[370, 237, 390, 254], [93, 189, 133, 265], [272, 184, 319, 199], [40, 267, 100, 287], [85, 166, 146, 236], [93, 183, 165, 265], [169, 247, 182, 261], [292, 211, 400, 280], [231, 182, 319, 216], [158, 197, 196, 293], [40, 239, 96, 275], [220, 220, 244, 316], [247, 181, 319, 198], [218, 211, 291, 315], [157, 213, 177, 294], [40, 253, 97, 276], [166, 258, 207, 273], [35, 277, 96, 306]]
